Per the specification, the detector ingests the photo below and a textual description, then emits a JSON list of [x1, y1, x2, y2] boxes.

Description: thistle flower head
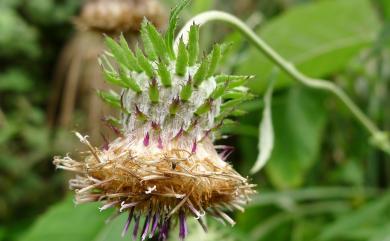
[[54, 1, 255, 240]]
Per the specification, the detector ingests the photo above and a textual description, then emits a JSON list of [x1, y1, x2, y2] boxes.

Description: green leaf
[[318, 192, 390, 240], [24, 0, 80, 24], [19, 196, 111, 241], [92, 215, 128, 241], [369, 222, 390, 241], [0, 8, 40, 58], [191, 0, 215, 14], [251, 80, 274, 174], [165, 0, 191, 59], [0, 68, 33, 92], [265, 86, 327, 189], [378, 0, 390, 20], [238, 0, 380, 93]]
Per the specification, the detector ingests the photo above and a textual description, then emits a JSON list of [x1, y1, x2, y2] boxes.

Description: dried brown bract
[[54, 134, 254, 240]]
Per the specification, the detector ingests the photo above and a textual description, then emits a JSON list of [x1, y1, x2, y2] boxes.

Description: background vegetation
[[0, 0, 389, 240]]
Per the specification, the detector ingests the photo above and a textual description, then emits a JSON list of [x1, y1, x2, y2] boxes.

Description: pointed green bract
[[102, 69, 123, 87], [119, 67, 142, 93], [157, 61, 172, 87], [221, 94, 253, 111], [187, 24, 200, 66], [193, 58, 209, 87], [149, 79, 159, 103], [165, 0, 191, 59], [215, 75, 253, 90], [135, 106, 148, 122], [97, 90, 121, 108], [98, 54, 115, 72], [169, 98, 180, 115], [222, 91, 247, 100], [176, 39, 188, 76], [118, 35, 142, 72], [106, 116, 122, 126], [227, 78, 250, 89], [136, 48, 155, 78], [210, 82, 227, 99], [105, 36, 128, 68], [98, 0, 255, 144], [207, 44, 221, 78], [216, 75, 252, 83], [220, 99, 242, 112], [180, 79, 193, 101], [141, 20, 157, 61], [231, 109, 247, 116], [195, 100, 212, 116], [145, 22, 169, 62]]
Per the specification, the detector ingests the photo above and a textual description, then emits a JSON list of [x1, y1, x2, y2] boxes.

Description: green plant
[[6, 0, 390, 241]]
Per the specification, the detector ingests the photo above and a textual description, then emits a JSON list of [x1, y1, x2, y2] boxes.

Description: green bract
[[99, 0, 253, 146]]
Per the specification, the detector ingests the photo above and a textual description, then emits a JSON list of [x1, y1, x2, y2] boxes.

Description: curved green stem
[[176, 11, 390, 154]]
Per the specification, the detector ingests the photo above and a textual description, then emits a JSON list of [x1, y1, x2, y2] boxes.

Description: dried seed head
[[76, 0, 167, 33], [54, 1, 256, 240]]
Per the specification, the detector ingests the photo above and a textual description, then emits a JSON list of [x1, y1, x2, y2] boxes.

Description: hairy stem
[[176, 10, 390, 154]]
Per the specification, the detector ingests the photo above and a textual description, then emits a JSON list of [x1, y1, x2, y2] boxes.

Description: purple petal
[[101, 133, 109, 150], [158, 218, 170, 241], [102, 117, 122, 136], [158, 222, 166, 241], [133, 214, 141, 240], [191, 140, 197, 153], [173, 127, 184, 140], [166, 218, 171, 240], [141, 211, 152, 241], [221, 150, 234, 161], [179, 210, 188, 240], [121, 207, 135, 237], [158, 136, 163, 149], [143, 132, 150, 146], [217, 145, 235, 161], [150, 212, 159, 238]]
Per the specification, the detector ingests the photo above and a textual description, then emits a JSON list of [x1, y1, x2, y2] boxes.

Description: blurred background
[[0, 0, 389, 240]]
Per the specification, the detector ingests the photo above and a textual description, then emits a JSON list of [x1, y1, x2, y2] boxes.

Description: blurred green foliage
[[1, 0, 389, 241], [0, 0, 81, 240], [239, 0, 380, 93]]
